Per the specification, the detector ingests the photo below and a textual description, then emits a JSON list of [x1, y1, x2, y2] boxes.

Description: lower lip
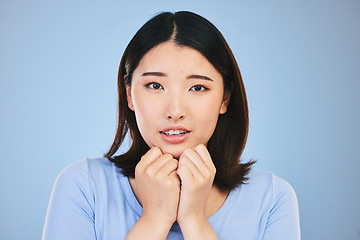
[[160, 132, 190, 144]]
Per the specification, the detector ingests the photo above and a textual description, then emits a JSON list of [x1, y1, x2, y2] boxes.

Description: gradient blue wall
[[1, 0, 359, 239]]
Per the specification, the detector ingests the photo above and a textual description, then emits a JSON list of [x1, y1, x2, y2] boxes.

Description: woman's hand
[[136, 146, 180, 224], [176, 144, 218, 239], [126, 147, 180, 239]]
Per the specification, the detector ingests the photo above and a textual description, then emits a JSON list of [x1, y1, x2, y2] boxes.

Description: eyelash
[[190, 85, 209, 92], [145, 82, 209, 92], [145, 82, 163, 90]]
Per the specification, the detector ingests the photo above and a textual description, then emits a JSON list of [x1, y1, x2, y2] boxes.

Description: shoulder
[[44, 158, 117, 239], [245, 170, 297, 199], [245, 170, 300, 239], [60, 157, 114, 173], [53, 158, 121, 198], [48, 158, 124, 217], [57, 158, 116, 182], [231, 169, 299, 218], [229, 170, 300, 238]]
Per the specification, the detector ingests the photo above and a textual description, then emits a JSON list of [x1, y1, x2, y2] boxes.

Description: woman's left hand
[[176, 144, 218, 239]]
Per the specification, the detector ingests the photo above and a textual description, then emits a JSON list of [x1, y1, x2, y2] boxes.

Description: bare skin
[[126, 145, 229, 240]]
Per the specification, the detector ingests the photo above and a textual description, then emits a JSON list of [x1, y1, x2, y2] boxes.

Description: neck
[[206, 185, 229, 217]]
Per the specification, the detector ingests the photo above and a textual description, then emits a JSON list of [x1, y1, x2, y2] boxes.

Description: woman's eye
[[190, 85, 208, 92], [146, 82, 163, 90]]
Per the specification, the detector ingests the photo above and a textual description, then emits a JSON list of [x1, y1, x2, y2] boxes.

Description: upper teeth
[[163, 130, 187, 136]]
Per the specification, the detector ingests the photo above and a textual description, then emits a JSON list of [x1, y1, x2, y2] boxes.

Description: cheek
[[193, 96, 223, 130], [197, 95, 223, 117], [132, 93, 161, 128]]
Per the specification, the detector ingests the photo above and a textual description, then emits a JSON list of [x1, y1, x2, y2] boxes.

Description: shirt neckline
[[121, 175, 143, 217]]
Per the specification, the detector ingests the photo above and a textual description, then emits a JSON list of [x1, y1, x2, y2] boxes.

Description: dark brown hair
[[105, 11, 255, 191]]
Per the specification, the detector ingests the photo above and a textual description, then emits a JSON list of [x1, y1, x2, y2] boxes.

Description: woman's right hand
[[134, 147, 180, 229]]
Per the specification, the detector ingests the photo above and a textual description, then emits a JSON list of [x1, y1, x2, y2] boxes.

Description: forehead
[[134, 42, 221, 80]]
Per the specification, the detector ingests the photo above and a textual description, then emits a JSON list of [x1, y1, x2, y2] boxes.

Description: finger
[[178, 155, 200, 178], [139, 147, 162, 165], [147, 153, 175, 175], [169, 170, 181, 187], [159, 158, 179, 176], [181, 148, 208, 176], [136, 147, 163, 173], [177, 162, 193, 184], [193, 144, 216, 174]]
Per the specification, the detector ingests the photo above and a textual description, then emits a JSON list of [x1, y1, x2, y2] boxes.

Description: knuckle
[[203, 170, 211, 179], [144, 165, 155, 177], [140, 155, 146, 162], [153, 172, 162, 182], [135, 163, 143, 174], [194, 144, 204, 151], [163, 178, 173, 187], [164, 176, 178, 188], [163, 153, 173, 160], [198, 176, 207, 185], [183, 148, 193, 155], [179, 155, 189, 163], [168, 161, 178, 170], [152, 146, 162, 155]]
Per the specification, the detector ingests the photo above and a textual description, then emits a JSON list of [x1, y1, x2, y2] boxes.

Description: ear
[[126, 85, 135, 111], [219, 91, 230, 114]]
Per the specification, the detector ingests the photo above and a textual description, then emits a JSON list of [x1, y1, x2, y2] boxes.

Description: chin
[[159, 146, 186, 159], [163, 150, 182, 159]]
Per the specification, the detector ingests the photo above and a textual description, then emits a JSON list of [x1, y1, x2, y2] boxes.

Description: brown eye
[[146, 82, 163, 90], [190, 85, 208, 92]]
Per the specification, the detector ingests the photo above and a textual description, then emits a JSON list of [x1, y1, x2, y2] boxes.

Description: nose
[[166, 91, 186, 120], [167, 114, 184, 120]]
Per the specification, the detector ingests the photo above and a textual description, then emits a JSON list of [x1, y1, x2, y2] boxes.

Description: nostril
[[167, 115, 184, 119]]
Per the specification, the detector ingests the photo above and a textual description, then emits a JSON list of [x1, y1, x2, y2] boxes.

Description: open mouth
[[160, 129, 190, 136]]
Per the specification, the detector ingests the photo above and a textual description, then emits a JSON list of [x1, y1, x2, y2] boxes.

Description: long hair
[[105, 11, 255, 192]]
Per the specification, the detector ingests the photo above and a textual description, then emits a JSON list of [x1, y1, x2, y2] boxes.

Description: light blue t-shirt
[[42, 158, 300, 239]]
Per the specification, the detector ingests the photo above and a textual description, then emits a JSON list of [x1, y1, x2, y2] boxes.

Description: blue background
[[1, 0, 359, 239]]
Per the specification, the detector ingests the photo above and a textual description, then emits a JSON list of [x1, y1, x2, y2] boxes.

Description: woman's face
[[127, 42, 229, 158]]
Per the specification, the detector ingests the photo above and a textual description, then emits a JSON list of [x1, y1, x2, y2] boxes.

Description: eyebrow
[[187, 74, 214, 81], [141, 72, 167, 77], [141, 72, 213, 81]]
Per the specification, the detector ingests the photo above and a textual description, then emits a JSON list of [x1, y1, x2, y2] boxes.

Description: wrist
[[140, 211, 175, 234], [178, 216, 218, 240], [125, 213, 174, 240]]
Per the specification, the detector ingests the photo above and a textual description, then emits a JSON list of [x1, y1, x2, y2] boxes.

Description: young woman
[[43, 11, 300, 239]]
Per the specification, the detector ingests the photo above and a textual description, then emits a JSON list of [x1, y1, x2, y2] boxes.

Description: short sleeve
[[263, 175, 301, 240], [42, 160, 96, 240]]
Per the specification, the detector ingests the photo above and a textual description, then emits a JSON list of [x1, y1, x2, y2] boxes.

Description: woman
[[43, 11, 300, 239]]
